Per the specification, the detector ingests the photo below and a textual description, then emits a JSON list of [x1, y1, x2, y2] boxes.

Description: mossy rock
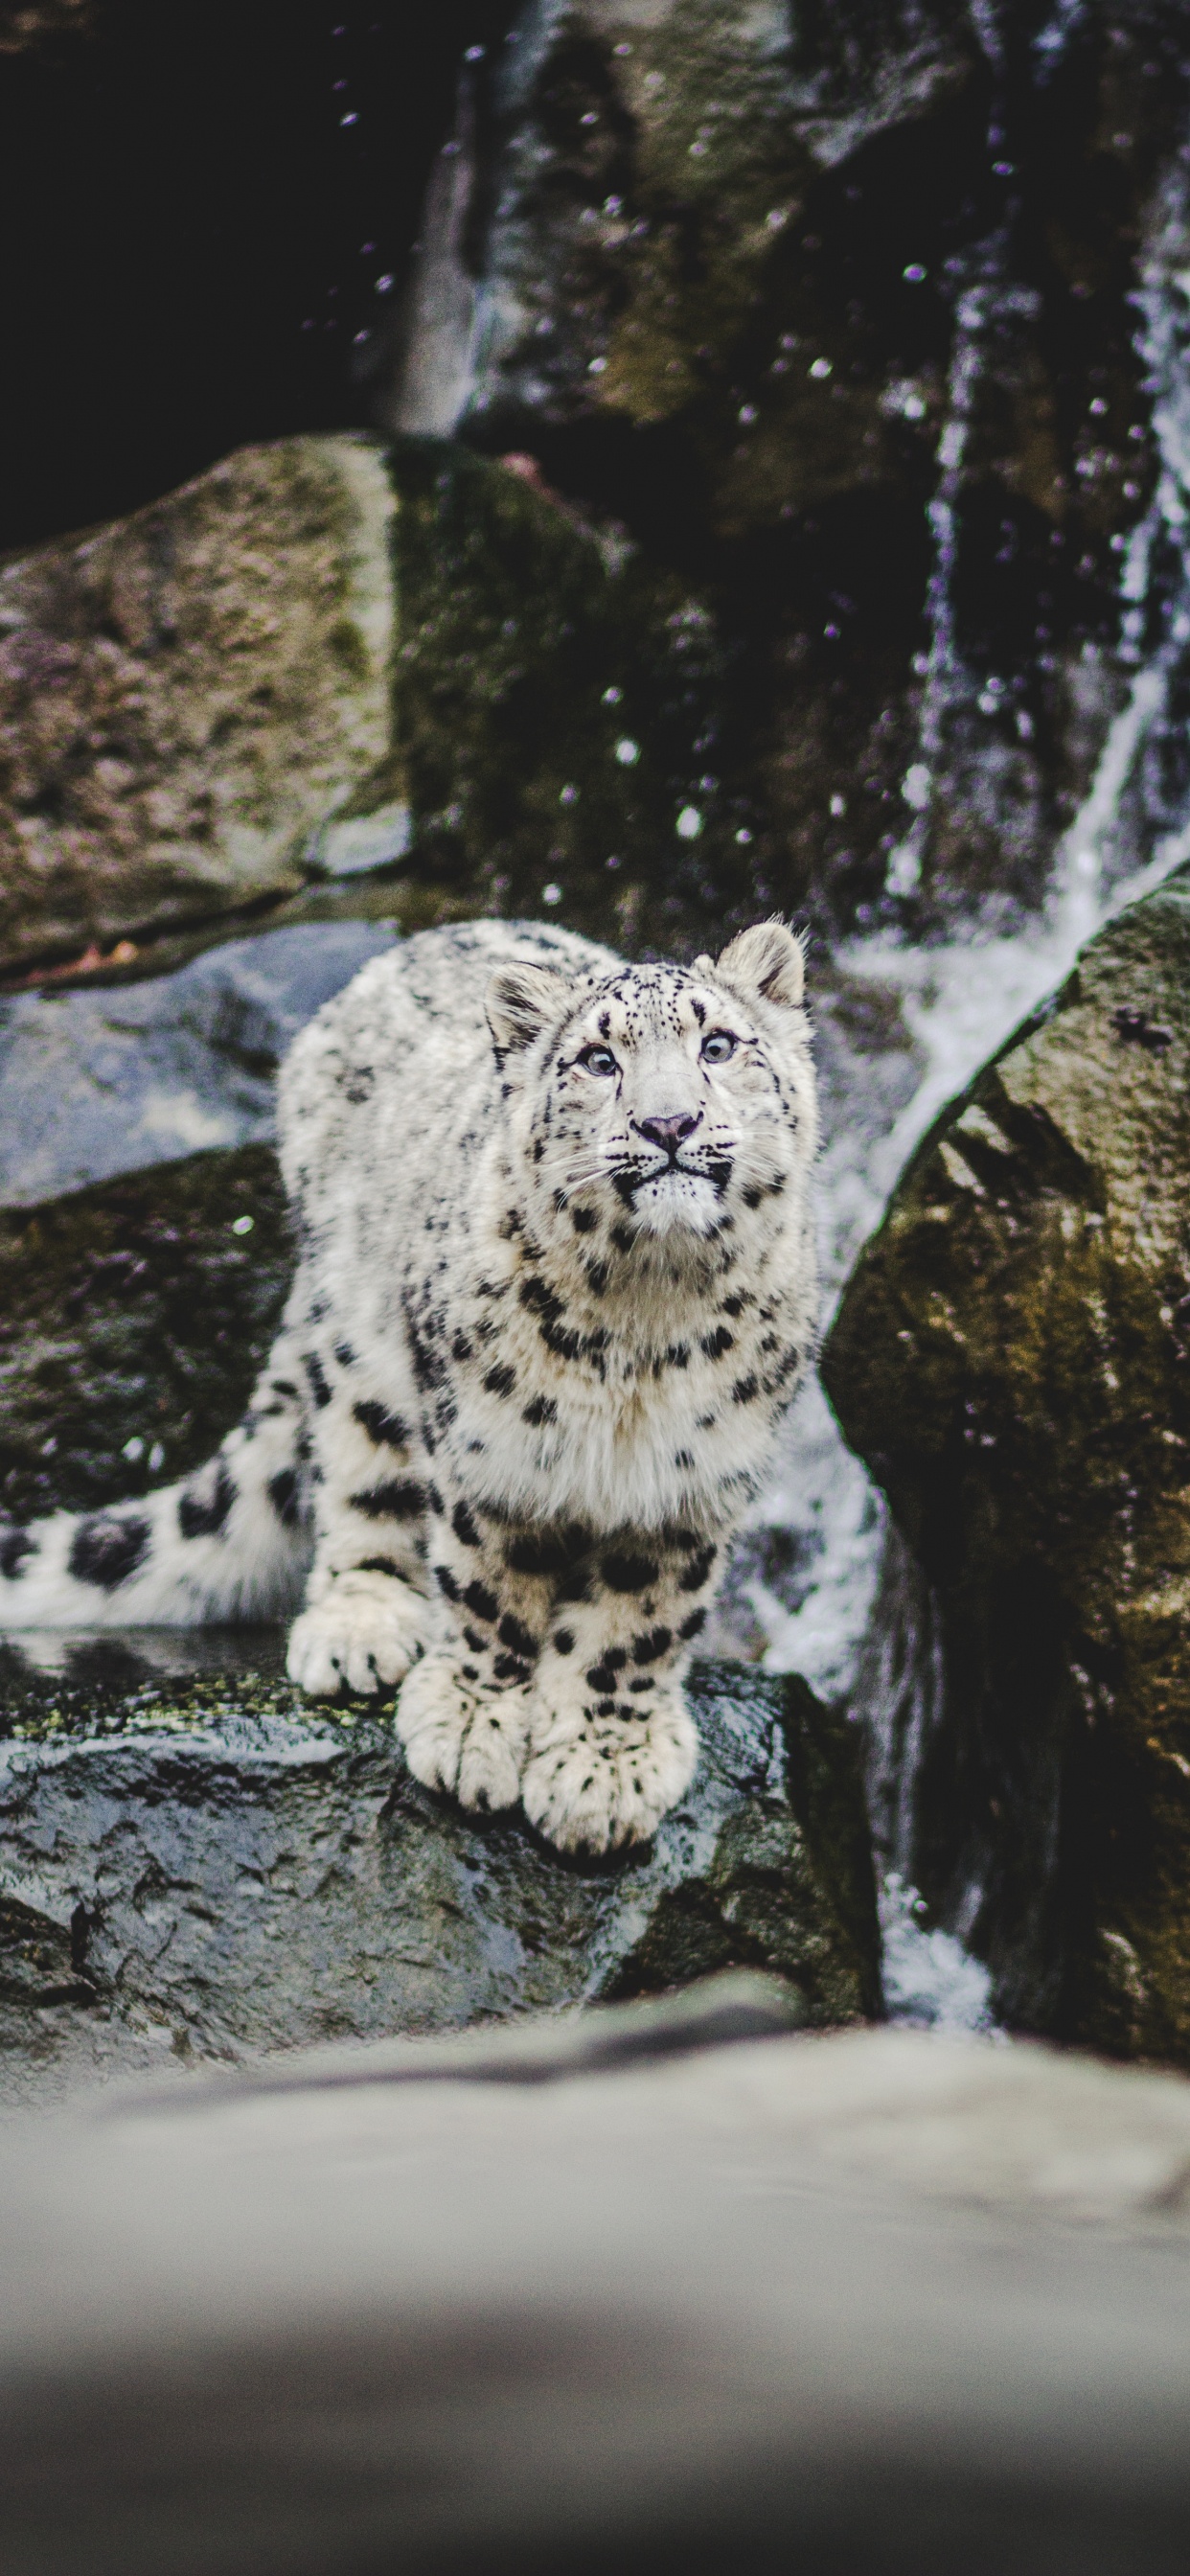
[[823, 862, 1190, 2061], [0, 1639, 880, 2099], [0, 1144, 293, 1525]]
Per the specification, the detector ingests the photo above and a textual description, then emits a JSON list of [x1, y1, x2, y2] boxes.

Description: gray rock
[[0, 1632, 880, 2105], [6, 2004, 1190, 2573], [0, 921, 398, 1205]]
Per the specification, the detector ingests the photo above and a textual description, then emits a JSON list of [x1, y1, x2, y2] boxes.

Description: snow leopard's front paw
[[286, 1571, 429, 1697], [521, 1690, 698, 1854], [396, 1652, 532, 1811]]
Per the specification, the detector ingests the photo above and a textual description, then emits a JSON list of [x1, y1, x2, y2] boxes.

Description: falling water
[[741, 147, 1190, 2027]]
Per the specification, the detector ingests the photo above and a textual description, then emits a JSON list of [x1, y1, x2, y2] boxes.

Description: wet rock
[[0, 919, 398, 1204], [0, 436, 395, 971], [0, 1634, 881, 2103], [822, 861, 1190, 2061], [383, 0, 1190, 938], [0, 1145, 293, 1527]]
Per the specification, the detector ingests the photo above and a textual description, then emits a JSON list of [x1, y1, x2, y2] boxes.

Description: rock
[[821, 861, 1190, 2060], [383, 0, 1190, 937], [0, 919, 398, 1205], [0, 1635, 880, 2102], [0, 436, 395, 970], [0, 1145, 293, 1527], [7, 2014, 1190, 2574]]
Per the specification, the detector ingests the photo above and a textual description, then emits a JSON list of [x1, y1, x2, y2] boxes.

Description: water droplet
[[560, 784, 579, 806], [123, 1437, 145, 1461], [830, 793, 846, 817], [735, 828, 752, 845], [375, 274, 395, 294], [340, 111, 359, 126], [602, 684, 623, 703], [902, 763, 931, 811], [588, 356, 608, 375], [606, 855, 622, 870], [676, 807, 703, 840], [149, 1442, 165, 1473], [542, 883, 563, 906], [465, 43, 485, 59], [809, 357, 833, 380], [615, 737, 640, 765], [738, 402, 757, 424], [903, 264, 927, 282], [231, 1214, 255, 1235]]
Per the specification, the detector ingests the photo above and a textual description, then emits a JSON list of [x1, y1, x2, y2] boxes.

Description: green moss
[[823, 863, 1190, 2062]]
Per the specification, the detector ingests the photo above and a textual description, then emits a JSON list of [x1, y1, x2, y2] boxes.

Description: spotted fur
[[0, 918, 817, 1852]]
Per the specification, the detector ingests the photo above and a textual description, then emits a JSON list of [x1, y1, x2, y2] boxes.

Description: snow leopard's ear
[[715, 918, 805, 1014], [486, 960, 574, 1055]]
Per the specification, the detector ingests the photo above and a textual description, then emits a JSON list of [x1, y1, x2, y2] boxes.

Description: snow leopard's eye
[[700, 1030, 738, 1065], [577, 1044, 618, 1077]]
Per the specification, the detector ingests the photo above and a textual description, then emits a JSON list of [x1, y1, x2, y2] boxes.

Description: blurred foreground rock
[[824, 862, 1190, 2060], [0, 1635, 879, 2104], [6, 2003, 1190, 2572]]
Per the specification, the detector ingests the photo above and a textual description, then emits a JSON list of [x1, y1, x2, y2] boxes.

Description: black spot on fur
[[70, 1513, 150, 1591], [603, 1552, 658, 1594], [498, 1612, 538, 1659], [465, 1626, 489, 1652], [553, 1628, 575, 1654], [572, 1207, 597, 1234], [0, 1526, 35, 1580], [731, 1374, 759, 1405], [484, 1363, 516, 1398], [678, 1546, 718, 1593], [334, 1342, 357, 1369], [666, 1344, 689, 1368], [426, 1484, 445, 1515], [522, 1394, 557, 1427], [721, 1295, 745, 1318], [674, 1450, 694, 1469], [452, 1330, 473, 1362], [519, 1276, 565, 1324], [178, 1462, 236, 1541], [743, 1185, 762, 1209], [593, 1698, 617, 1718], [585, 1261, 609, 1296], [452, 1500, 483, 1548], [435, 1564, 461, 1602], [464, 1579, 499, 1622], [629, 1676, 655, 1693], [678, 1606, 708, 1641], [271, 1378, 298, 1398], [303, 1350, 332, 1410], [493, 1652, 533, 1684], [610, 1223, 634, 1255], [356, 1555, 401, 1576], [350, 1480, 425, 1521], [700, 1325, 734, 1360], [269, 1469, 302, 1529], [631, 1626, 672, 1665], [354, 1399, 410, 1450]]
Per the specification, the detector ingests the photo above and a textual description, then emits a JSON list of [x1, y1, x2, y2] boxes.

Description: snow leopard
[[0, 916, 817, 1852]]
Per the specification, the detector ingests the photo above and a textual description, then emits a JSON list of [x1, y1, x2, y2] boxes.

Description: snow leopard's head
[[486, 920, 815, 1253]]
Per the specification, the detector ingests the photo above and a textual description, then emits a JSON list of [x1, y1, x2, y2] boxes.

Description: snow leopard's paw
[[397, 1652, 532, 1811], [286, 1572, 429, 1697], [521, 1690, 698, 1854]]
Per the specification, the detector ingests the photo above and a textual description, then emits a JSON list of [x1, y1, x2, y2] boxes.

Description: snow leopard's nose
[[633, 1109, 701, 1157]]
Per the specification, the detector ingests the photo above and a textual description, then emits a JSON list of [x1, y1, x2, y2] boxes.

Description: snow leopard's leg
[[0, 1327, 314, 1632], [518, 1524, 724, 1853], [392, 1497, 544, 1813], [283, 1346, 438, 1697]]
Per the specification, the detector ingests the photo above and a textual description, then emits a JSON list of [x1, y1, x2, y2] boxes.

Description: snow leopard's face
[[490, 923, 814, 1254]]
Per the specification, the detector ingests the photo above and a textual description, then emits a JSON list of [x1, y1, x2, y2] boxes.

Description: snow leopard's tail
[[0, 1327, 314, 1634]]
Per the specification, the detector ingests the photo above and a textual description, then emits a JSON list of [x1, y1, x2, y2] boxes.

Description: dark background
[[0, 0, 514, 556]]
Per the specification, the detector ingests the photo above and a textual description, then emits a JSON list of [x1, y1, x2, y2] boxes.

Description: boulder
[[0, 436, 396, 970], [0, 1631, 881, 2103], [386, 0, 1190, 935], [822, 862, 1190, 2060]]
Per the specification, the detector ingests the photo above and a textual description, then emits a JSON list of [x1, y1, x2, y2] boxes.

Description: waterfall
[[746, 149, 1190, 2027]]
